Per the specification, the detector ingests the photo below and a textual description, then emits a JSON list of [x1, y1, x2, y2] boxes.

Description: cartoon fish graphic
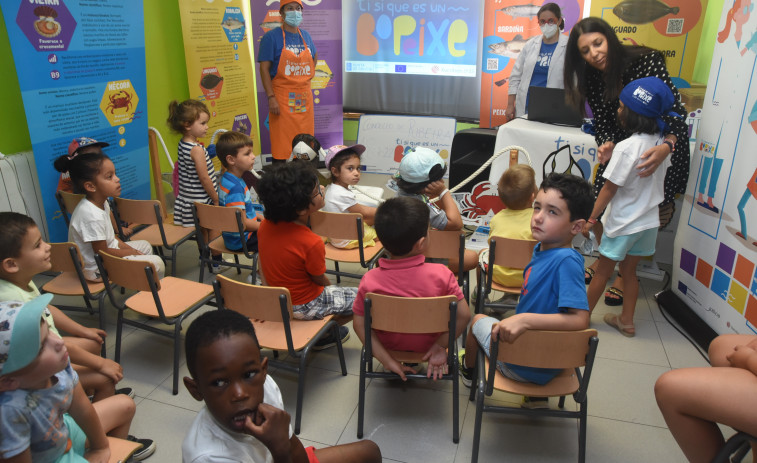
[[613, 0, 680, 25], [498, 3, 541, 18], [222, 18, 244, 30], [260, 21, 282, 30], [200, 74, 224, 90], [314, 69, 333, 79], [494, 78, 510, 87], [488, 35, 527, 58]]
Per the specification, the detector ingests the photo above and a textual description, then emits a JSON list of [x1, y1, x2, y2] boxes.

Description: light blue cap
[[0, 294, 53, 376]]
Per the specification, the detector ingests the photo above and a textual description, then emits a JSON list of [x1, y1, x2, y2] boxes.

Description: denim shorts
[[599, 227, 658, 262], [471, 316, 529, 382]]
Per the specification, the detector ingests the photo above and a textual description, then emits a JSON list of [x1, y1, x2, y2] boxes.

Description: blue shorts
[[53, 415, 87, 463], [471, 316, 529, 382], [599, 228, 658, 262]]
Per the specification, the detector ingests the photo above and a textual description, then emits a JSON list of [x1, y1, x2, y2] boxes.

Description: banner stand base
[[655, 289, 718, 354]]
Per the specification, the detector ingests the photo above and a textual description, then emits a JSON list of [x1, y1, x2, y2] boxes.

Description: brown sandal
[[604, 313, 635, 337]]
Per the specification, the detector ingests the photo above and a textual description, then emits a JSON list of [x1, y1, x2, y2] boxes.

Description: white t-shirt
[[69, 198, 119, 280], [182, 376, 292, 463], [601, 132, 670, 238], [323, 184, 357, 248]]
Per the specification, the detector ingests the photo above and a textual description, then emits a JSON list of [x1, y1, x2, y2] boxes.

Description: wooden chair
[[712, 430, 757, 463], [109, 197, 195, 276], [55, 190, 85, 226], [357, 293, 460, 443], [213, 274, 347, 434], [309, 210, 385, 282], [41, 243, 108, 356], [95, 251, 214, 395], [423, 229, 470, 303], [476, 237, 537, 314], [469, 329, 599, 463], [192, 202, 258, 283], [107, 436, 143, 463]]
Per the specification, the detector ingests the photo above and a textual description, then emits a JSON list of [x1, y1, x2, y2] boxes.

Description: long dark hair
[[564, 17, 657, 111], [53, 152, 108, 194]]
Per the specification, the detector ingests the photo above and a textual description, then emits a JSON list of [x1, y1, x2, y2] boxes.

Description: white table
[[489, 118, 599, 186]]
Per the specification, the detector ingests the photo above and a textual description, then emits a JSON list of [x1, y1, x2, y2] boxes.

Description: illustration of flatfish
[[200, 74, 223, 90], [488, 35, 528, 58], [260, 21, 282, 30], [222, 18, 244, 30], [494, 77, 510, 87], [613, 0, 680, 24], [498, 3, 541, 18], [314, 69, 333, 79]]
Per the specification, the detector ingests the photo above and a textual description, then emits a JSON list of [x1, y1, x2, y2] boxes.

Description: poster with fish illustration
[[0, 0, 148, 242], [250, 0, 343, 159], [589, 0, 708, 88], [178, 0, 261, 168], [479, 0, 584, 128], [671, 0, 757, 335]]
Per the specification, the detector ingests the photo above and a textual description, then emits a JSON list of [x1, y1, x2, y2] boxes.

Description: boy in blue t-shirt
[[217, 131, 261, 253], [461, 173, 593, 408]]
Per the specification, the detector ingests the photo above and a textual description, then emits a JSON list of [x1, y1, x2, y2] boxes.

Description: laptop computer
[[526, 86, 583, 127]]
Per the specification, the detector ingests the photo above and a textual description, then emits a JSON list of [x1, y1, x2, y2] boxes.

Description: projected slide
[[343, 0, 479, 77]]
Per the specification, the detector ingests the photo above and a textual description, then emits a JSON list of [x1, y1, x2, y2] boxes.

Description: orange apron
[[270, 28, 315, 160]]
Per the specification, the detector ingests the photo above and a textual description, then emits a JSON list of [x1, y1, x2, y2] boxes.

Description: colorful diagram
[[99, 80, 139, 126], [311, 60, 333, 90], [15, 1, 76, 52], [199, 68, 224, 100], [221, 7, 246, 43]]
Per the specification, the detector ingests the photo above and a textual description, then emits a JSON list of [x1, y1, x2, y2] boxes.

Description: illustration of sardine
[[200, 74, 223, 90], [612, 0, 680, 24], [488, 35, 527, 58], [222, 18, 244, 30], [494, 78, 510, 87], [260, 21, 282, 30], [314, 69, 333, 79], [498, 3, 541, 18]]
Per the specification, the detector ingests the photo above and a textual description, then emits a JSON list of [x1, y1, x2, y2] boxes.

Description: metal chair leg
[[173, 324, 182, 395]]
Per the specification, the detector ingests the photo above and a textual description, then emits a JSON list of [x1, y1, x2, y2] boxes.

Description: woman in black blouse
[[564, 17, 689, 304]]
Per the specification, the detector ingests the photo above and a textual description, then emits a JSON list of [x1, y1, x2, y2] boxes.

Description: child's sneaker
[[458, 349, 474, 388], [521, 396, 549, 409], [313, 326, 350, 350], [127, 435, 156, 461], [210, 255, 232, 274], [115, 387, 135, 399]]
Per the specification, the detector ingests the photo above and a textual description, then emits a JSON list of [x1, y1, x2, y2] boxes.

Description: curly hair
[[257, 161, 319, 223], [374, 196, 430, 256], [166, 99, 210, 134], [539, 173, 594, 221], [53, 151, 108, 194], [184, 309, 259, 379]]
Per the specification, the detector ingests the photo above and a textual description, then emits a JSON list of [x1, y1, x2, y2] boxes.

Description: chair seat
[[251, 315, 333, 351], [132, 223, 194, 247], [125, 277, 213, 318], [42, 272, 105, 296], [324, 241, 383, 264], [208, 236, 249, 256], [484, 358, 579, 397]]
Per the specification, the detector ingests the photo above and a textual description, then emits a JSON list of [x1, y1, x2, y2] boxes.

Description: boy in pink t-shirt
[[353, 196, 471, 381]]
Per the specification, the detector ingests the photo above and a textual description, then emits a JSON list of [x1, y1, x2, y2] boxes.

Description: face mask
[[284, 11, 303, 27], [540, 23, 559, 39]]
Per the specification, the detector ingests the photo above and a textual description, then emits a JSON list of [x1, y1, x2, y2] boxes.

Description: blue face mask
[[284, 11, 303, 27]]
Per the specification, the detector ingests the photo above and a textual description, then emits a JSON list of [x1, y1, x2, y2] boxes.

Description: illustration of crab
[[106, 91, 133, 114], [458, 181, 505, 223]]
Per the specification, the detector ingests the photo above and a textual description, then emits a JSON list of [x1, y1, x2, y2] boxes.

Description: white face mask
[[540, 23, 559, 39], [284, 10, 303, 27]]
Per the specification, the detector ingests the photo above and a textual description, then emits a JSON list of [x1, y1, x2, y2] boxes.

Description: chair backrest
[[193, 202, 244, 234], [492, 329, 598, 369], [365, 293, 456, 334], [96, 251, 159, 293], [489, 237, 537, 270], [214, 275, 293, 322], [423, 229, 464, 261], [310, 210, 362, 241], [113, 197, 164, 225], [57, 190, 85, 215], [49, 242, 84, 274]]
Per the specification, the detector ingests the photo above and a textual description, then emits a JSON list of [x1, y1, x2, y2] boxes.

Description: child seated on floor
[[353, 196, 471, 381], [256, 162, 354, 349], [0, 295, 155, 462], [394, 147, 477, 274], [460, 173, 592, 408], [322, 144, 377, 249], [182, 309, 382, 463]]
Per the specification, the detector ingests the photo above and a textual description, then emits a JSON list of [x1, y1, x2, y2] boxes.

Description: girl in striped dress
[[167, 99, 224, 267]]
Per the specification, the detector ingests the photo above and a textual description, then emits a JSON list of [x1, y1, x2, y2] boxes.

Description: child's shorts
[[599, 228, 658, 262], [471, 316, 529, 383], [330, 224, 377, 249], [293, 286, 356, 320], [54, 415, 87, 463]]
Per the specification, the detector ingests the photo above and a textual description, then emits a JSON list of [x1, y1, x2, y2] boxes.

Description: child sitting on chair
[[460, 173, 592, 409], [353, 196, 471, 381], [256, 162, 354, 349], [182, 309, 382, 463]]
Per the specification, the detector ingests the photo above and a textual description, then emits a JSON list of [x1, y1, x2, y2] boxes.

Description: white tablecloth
[[489, 118, 599, 186]]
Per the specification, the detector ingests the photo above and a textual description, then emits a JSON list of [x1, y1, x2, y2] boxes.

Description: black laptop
[[526, 86, 583, 127]]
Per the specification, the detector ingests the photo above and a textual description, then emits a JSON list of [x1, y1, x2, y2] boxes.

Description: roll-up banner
[[251, 0, 343, 158], [672, 0, 757, 335], [0, 0, 148, 242]]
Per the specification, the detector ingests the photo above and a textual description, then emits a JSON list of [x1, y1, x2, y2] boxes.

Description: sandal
[[584, 267, 595, 285], [604, 313, 635, 337], [604, 287, 623, 306], [659, 202, 676, 229]]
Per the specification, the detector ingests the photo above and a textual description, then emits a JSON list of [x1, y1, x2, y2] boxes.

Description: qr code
[[666, 18, 684, 34], [487, 58, 498, 71]]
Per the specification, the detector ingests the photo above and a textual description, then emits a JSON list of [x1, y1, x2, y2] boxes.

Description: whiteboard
[[356, 115, 457, 176]]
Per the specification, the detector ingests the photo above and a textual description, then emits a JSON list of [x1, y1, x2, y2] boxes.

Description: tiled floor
[[40, 246, 718, 463]]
